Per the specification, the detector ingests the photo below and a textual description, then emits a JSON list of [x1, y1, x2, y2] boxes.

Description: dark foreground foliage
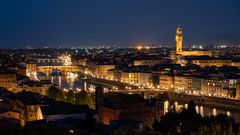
[[152, 100, 240, 135]]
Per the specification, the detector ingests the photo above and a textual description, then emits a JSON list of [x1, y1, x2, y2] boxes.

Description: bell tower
[[176, 27, 183, 52]]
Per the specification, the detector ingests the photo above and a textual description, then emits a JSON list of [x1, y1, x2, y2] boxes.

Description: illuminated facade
[[231, 61, 240, 67], [159, 74, 174, 90], [25, 105, 43, 121], [0, 110, 21, 120], [175, 27, 213, 56], [176, 27, 183, 52], [201, 79, 235, 97], [78, 59, 88, 67], [191, 59, 232, 67], [129, 72, 151, 85], [26, 63, 37, 74], [174, 75, 192, 91], [133, 59, 160, 67], [26, 63, 38, 80], [119, 71, 151, 85], [0, 74, 17, 91], [58, 54, 72, 66], [182, 56, 240, 68], [236, 84, 240, 99], [94, 64, 115, 77]]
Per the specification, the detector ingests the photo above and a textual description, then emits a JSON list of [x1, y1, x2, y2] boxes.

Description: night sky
[[0, 0, 240, 48]]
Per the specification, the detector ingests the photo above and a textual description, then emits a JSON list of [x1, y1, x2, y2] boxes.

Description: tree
[[47, 86, 64, 101], [75, 90, 88, 104], [65, 90, 75, 104], [188, 100, 197, 115], [88, 94, 95, 109], [180, 100, 198, 121], [75, 90, 95, 109]]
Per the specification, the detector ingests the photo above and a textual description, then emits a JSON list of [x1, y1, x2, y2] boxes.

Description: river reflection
[[55, 76, 96, 92], [39, 73, 95, 92], [164, 100, 240, 123]]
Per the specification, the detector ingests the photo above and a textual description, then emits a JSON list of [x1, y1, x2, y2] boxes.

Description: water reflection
[[163, 100, 240, 123], [38, 72, 95, 92], [51, 76, 86, 91]]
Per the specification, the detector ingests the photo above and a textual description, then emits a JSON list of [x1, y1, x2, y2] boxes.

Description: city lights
[[0, 1, 239, 134], [59, 54, 72, 66]]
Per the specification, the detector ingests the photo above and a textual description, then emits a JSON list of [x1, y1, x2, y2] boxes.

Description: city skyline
[[1, 1, 240, 135], [0, 0, 240, 48]]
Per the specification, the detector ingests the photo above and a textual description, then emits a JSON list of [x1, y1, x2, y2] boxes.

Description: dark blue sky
[[0, 0, 240, 48]]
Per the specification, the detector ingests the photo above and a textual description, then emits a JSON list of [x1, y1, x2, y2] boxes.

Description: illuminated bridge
[[37, 65, 81, 75]]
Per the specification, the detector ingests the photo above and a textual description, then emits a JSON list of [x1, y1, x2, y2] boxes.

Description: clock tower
[[176, 27, 183, 52]]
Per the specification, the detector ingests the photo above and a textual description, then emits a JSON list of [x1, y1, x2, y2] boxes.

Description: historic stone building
[[175, 27, 213, 56]]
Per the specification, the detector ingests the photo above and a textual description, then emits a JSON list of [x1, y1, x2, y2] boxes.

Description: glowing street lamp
[[63, 88, 68, 92], [76, 88, 81, 92]]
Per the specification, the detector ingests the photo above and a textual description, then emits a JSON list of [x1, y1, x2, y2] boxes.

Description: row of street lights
[[83, 72, 163, 91]]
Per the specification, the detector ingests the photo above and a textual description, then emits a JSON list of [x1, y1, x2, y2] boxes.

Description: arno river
[[38, 72, 96, 92], [38, 72, 240, 123]]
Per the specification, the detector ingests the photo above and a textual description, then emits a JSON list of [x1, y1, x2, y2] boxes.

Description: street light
[[63, 88, 68, 92]]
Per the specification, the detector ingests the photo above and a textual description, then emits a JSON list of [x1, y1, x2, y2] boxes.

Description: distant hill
[[201, 34, 240, 46]]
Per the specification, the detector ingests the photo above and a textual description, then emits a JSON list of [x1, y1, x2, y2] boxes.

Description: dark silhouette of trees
[[47, 86, 94, 109], [65, 90, 75, 104], [75, 90, 95, 109], [152, 100, 240, 135], [47, 86, 64, 101]]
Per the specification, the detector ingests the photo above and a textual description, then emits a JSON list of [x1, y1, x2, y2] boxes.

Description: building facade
[[175, 27, 212, 56], [191, 59, 232, 67], [133, 59, 160, 67], [119, 71, 152, 86], [94, 64, 115, 77], [0, 73, 17, 91], [159, 74, 174, 91], [174, 75, 192, 92]]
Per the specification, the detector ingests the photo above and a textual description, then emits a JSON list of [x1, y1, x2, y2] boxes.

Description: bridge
[[80, 74, 139, 90], [37, 65, 81, 75]]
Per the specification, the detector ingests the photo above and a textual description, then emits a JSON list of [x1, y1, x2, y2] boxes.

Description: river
[[38, 73, 96, 92]]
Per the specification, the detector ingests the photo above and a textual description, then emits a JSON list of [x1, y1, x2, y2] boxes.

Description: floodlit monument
[[175, 27, 212, 56]]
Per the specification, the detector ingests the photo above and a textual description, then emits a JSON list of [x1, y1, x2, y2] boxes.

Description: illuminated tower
[[176, 27, 183, 52]]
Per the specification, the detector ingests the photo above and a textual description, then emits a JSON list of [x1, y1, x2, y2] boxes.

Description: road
[[79, 74, 139, 90]]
